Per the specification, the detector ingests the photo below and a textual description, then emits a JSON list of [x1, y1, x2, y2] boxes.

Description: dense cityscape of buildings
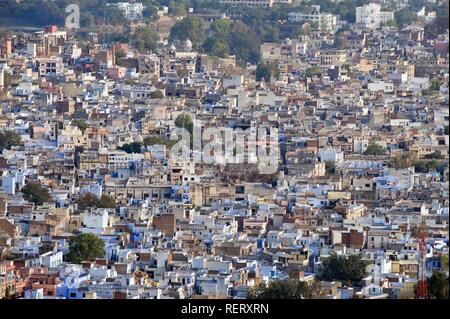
[[0, 0, 448, 300]]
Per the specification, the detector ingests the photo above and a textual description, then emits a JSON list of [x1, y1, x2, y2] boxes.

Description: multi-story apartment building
[[356, 3, 394, 29], [36, 57, 64, 76], [288, 5, 338, 31], [320, 49, 347, 67]]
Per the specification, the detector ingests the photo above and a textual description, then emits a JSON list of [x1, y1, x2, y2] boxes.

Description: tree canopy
[[118, 142, 142, 154], [202, 37, 230, 59], [201, 19, 261, 64], [0, 0, 126, 28], [169, 16, 206, 48], [363, 144, 386, 156], [142, 4, 159, 22], [71, 119, 90, 133], [413, 160, 440, 173], [0, 130, 22, 152], [325, 161, 336, 174], [394, 8, 419, 29], [132, 26, 159, 53], [427, 271, 449, 299], [175, 113, 193, 134], [151, 90, 164, 99], [21, 181, 52, 205], [0, 28, 10, 42], [317, 253, 369, 286], [248, 279, 324, 299], [66, 233, 105, 264], [424, 1, 449, 39], [305, 66, 322, 78], [77, 193, 116, 211], [256, 63, 278, 82], [228, 21, 260, 65]]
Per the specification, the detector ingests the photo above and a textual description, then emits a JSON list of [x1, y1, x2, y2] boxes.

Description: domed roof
[[184, 38, 192, 48]]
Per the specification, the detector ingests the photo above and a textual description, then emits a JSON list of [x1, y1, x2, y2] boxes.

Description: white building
[[83, 209, 109, 229], [353, 137, 369, 154], [36, 57, 64, 76], [318, 148, 345, 163], [356, 3, 394, 29], [223, 75, 244, 89], [107, 2, 145, 20], [399, 77, 430, 94], [41, 251, 64, 268], [288, 5, 338, 31], [27, 42, 37, 57], [79, 183, 103, 198], [1, 173, 16, 195], [368, 81, 394, 93]]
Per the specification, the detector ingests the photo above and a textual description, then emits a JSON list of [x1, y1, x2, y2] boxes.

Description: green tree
[[202, 37, 230, 58], [229, 21, 260, 64], [335, 34, 350, 49], [98, 194, 116, 208], [394, 8, 418, 29], [143, 135, 164, 146], [413, 160, 440, 173], [104, 5, 127, 25], [427, 271, 449, 299], [143, 4, 159, 21], [430, 80, 441, 91], [210, 19, 232, 37], [168, 0, 186, 16], [169, 16, 206, 48], [0, 28, 10, 42], [118, 142, 142, 154], [77, 192, 100, 211], [177, 68, 189, 78], [256, 63, 278, 82], [305, 66, 322, 77], [317, 253, 369, 286], [66, 233, 105, 263], [392, 152, 417, 169], [441, 255, 449, 271], [382, 19, 397, 28], [77, 193, 116, 211], [444, 125, 449, 135], [150, 90, 164, 99], [81, 12, 95, 28], [71, 119, 90, 133], [325, 161, 336, 174], [115, 49, 126, 63], [132, 26, 159, 53], [363, 144, 386, 156], [424, 2, 449, 40], [175, 113, 193, 134], [0, 130, 22, 152], [424, 151, 444, 160], [248, 279, 324, 299], [21, 181, 52, 205]]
